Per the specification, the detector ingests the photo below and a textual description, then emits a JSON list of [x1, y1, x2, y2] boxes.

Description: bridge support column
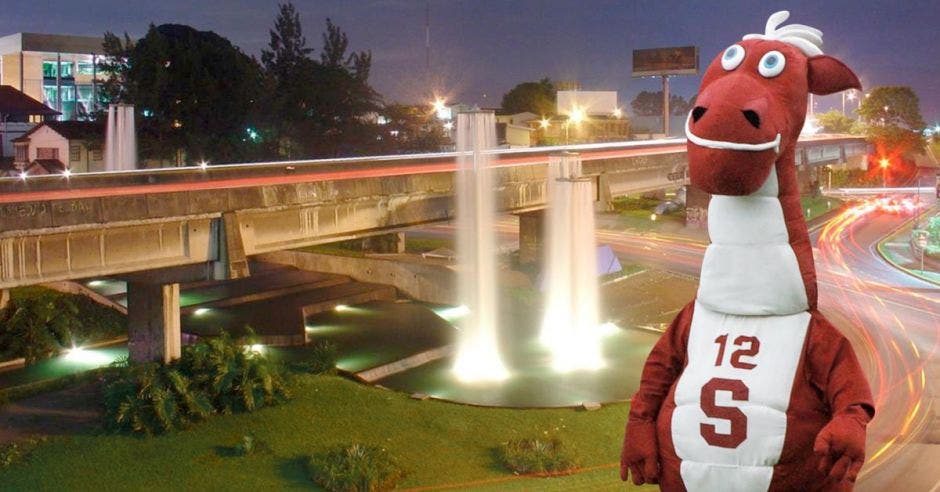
[[518, 210, 545, 265], [0, 289, 9, 311], [127, 282, 181, 364], [595, 173, 614, 212], [363, 232, 405, 254]]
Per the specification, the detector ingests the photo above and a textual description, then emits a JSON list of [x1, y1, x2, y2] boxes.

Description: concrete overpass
[[0, 135, 866, 361]]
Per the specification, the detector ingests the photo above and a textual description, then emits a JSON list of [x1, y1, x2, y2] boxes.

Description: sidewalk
[[876, 207, 940, 286]]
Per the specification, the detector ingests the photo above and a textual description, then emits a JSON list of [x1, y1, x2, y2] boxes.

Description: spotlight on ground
[[64, 347, 113, 365]]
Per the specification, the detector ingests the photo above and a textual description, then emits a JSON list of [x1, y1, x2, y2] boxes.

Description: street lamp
[[612, 107, 623, 119], [565, 107, 585, 145], [879, 157, 890, 188]]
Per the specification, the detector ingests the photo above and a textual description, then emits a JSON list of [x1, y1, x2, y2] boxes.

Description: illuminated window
[[42, 61, 73, 78], [37, 148, 59, 160], [77, 62, 95, 75]]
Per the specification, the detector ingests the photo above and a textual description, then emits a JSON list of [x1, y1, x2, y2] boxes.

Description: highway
[[0, 134, 859, 205]]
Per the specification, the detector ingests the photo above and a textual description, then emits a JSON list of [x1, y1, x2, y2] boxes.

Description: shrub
[[293, 340, 338, 375], [0, 293, 83, 364], [0, 437, 47, 469], [307, 443, 407, 492], [0, 288, 126, 364], [103, 364, 213, 435], [179, 331, 290, 413], [496, 437, 579, 475], [234, 432, 270, 456]]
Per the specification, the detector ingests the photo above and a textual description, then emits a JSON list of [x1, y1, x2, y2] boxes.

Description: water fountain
[[451, 111, 510, 382], [104, 103, 137, 171], [539, 152, 605, 372]]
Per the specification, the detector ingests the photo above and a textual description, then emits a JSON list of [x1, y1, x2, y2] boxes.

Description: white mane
[[742, 11, 823, 57]]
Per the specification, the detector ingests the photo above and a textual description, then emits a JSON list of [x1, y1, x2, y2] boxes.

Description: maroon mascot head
[[686, 10, 861, 196]]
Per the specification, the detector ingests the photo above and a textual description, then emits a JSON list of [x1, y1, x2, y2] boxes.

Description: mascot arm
[[807, 315, 875, 486], [620, 301, 694, 485]]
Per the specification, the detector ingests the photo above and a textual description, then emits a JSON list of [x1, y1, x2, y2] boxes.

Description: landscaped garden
[[0, 364, 649, 490]]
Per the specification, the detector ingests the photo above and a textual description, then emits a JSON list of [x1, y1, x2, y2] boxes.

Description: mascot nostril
[[621, 10, 872, 492], [741, 110, 761, 129]]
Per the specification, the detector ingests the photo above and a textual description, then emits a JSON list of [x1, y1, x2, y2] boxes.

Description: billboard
[[556, 91, 618, 116], [632, 46, 699, 77]]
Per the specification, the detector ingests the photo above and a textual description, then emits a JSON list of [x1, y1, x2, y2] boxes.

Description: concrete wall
[[257, 250, 456, 305]]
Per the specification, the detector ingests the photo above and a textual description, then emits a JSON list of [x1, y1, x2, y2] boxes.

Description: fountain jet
[[452, 111, 509, 382], [539, 153, 605, 372]]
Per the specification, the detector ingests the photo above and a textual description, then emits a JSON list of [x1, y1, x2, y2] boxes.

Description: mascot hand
[[620, 420, 660, 485], [814, 412, 867, 484]]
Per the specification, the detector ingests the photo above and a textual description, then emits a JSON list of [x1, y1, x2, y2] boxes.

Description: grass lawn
[[610, 196, 686, 233], [800, 196, 843, 222], [0, 374, 652, 491], [405, 236, 454, 254]]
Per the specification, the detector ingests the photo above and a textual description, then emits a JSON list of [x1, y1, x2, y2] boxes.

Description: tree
[[857, 86, 925, 130], [857, 86, 926, 185], [377, 103, 449, 153], [103, 24, 263, 164], [815, 110, 855, 134], [260, 4, 381, 158], [260, 3, 315, 158], [501, 78, 556, 116], [630, 90, 690, 117]]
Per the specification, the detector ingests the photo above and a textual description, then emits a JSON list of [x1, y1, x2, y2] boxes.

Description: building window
[[77, 62, 95, 75], [42, 60, 74, 78], [90, 149, 103, 161], [37, 147, 59, 160], [15, 145, 27, 162], [70, 144, 81, 162]]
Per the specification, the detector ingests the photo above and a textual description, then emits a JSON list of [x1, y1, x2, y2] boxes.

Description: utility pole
[[662, 75, 670, 137], [425, 1, 431, 96]]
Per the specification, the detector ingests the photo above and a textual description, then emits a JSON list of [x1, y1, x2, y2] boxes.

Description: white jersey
[[671, 301, 810, 491]]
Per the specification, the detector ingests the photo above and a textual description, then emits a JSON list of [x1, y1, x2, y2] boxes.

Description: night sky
[[2, 0, 938, 122]]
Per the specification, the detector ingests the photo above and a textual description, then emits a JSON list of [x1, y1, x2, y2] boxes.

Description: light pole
[[566, 107, 584, 145]]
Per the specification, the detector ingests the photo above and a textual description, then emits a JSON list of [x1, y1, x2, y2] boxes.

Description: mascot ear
[[807, 55, 861, 95]]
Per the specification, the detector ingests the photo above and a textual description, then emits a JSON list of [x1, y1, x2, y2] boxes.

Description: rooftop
[[0, 85, 60, 117], [0, 32, 104, 56]]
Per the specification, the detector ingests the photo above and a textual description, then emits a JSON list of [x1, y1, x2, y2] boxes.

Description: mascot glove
[[620, 420, 660, 485], [814, 411, 867, 484]]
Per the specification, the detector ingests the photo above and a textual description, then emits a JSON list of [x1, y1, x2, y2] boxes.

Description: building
[[0, 32, 106, 121], [11, 120, 104, 175], [0, 85, 60, 162], [496, 112, 537, 147]]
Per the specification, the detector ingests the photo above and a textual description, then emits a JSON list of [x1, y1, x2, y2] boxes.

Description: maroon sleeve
[[629, 300, 694, 423], [805, 313, 875, 421], [805, 312, 875, 485]]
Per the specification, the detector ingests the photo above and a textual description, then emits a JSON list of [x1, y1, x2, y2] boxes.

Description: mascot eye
[[721, 44, 745, 70], [758, 51, 786, 78]]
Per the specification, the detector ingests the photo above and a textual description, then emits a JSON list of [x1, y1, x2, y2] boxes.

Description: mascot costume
[[620, 11, 875, 492]]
